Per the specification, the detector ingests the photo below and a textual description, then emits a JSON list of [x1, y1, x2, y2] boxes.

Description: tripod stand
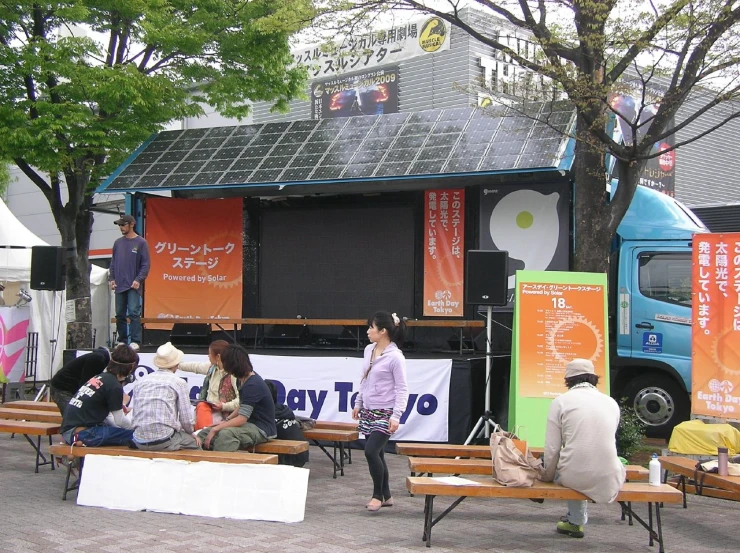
[[33, 290, 59, 402], [464, 305, 497, 445]]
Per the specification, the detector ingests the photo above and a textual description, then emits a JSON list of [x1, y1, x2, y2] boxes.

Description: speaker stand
[[464, 305, 496, 444], [36, 291, 60, 401]]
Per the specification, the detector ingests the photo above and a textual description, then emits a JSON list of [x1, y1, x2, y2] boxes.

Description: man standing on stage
[[109, 214, 150, 351]]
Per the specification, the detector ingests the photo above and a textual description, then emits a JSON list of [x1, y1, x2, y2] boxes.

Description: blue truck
[[608, 185, 707, 437]]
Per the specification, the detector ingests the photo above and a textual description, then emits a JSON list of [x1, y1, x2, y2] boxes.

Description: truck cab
[[610, 186, 707, 437]]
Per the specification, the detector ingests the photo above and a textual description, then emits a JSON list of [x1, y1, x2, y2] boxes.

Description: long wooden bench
[[252, 439, 309, 456], [396, 442, 544, 459], [659, 455, 740, 508], [303, 428, 359, 478], [49, 443, 278, 500], [4, 400, 61, 412], [407, 476, 682, 551], [408, 456, 649, 481], [0, 408, 63, 424], [0, 420, 60, 472]]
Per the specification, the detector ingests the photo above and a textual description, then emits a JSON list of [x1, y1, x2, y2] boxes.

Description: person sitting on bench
[[265, 379, 309, 467], [541, 358, 626, 539], [197, 344, 276, 452], [178, 340, 239, 430], [60, 344, 139, 447], [130, 342, 198, 451], [50, 347, 111, 415]]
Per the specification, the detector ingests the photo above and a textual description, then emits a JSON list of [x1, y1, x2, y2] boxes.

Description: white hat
[[565, 358, 595, 379], [153, 342, 184, 369]]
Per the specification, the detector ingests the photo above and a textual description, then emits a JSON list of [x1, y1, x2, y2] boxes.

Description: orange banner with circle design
[[691, 233, 740, 419], [144, 197, 243, 327], [423, 189, 465, 317]]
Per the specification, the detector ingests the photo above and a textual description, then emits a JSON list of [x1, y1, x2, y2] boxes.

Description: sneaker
[[129, 343, 140, 351], [556, 520, 584, 538]]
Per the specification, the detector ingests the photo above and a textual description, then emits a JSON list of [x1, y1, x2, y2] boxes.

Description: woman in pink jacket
[[352, 311, 409, 512]]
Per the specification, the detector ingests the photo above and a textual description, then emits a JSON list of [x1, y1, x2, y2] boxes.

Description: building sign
[[294, 16, 450, 79], [691, 233, 740, 419], [144, 197, 243, 326], [311, 67, 399, 119], [423, 189, 465, 317], [479, 183, 570, 308]]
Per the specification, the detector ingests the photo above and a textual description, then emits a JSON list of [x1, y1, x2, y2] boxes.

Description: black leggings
[[364, 431, 392, 501]]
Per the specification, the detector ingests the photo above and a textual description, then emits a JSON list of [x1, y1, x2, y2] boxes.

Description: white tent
[[0, 198, 111, 380]]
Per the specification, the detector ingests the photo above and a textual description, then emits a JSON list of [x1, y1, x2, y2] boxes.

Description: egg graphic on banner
[[489, 189, 560, 289]]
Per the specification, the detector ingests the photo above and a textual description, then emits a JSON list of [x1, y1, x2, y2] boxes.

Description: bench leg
[[679, 475, 687, 508], [338, 442, 345, 476], [655, 501, 665, 553], [423, 494, 435, 546], [23, 434, 52, 473], [648, 502, 654, 546], [618, 501, 664, 551], [311, 439, 341, 478]]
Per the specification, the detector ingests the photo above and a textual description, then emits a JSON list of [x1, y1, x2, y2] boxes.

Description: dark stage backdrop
[[260, 204, 415, 319]]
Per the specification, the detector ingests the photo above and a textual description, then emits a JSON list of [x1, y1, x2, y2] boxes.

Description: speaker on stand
[[464, 250, 509, 444], [30, 246, 66, 399]]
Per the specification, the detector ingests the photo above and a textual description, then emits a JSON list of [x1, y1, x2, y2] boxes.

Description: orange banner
[[144, 197, 243, 325], [517, 276, 608, 398], [692, 233, 740, 419], [423, 189, 464, 317]]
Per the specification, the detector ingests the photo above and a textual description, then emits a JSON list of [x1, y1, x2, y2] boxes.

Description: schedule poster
[[508, 270, 609, 447]]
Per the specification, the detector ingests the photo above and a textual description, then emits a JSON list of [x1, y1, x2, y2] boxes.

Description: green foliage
[[616, 399, 646, 459], [0, 163, 9, 198]]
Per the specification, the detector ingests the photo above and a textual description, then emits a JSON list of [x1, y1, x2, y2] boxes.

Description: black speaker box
[[30, 246, 65, 291], [170, 323, 212, 346], [465, 250, 509, 306], [263, 324, 311, 346]]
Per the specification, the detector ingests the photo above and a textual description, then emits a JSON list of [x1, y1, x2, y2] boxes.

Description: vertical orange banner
[[423, 189, 464, 317], [692, 233, 740, 419], [144, 197, 243, 324]]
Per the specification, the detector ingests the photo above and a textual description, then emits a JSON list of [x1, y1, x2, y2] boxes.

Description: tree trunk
[[57, 197, 94, 350]]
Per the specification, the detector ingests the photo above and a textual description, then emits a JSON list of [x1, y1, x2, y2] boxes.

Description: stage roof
[[97, 103, 575, 196]]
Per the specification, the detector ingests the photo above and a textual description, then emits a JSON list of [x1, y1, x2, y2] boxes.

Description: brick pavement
[[0, 434, 736, 553]]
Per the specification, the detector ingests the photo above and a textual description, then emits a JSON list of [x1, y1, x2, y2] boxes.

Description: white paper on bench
[[77, 454, 309, 522], [431, 476, 483, 486]]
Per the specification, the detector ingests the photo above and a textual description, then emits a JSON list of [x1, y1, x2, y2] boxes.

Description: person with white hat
[[130, 342, 198, 451], [541, 358, 626, 539]]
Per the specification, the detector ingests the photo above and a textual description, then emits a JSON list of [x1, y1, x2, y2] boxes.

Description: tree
[[337, 0, 740, 272], [0, 0, 314, 347]]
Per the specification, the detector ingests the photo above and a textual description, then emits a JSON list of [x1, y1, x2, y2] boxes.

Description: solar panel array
[[105, 103, 574, 191]]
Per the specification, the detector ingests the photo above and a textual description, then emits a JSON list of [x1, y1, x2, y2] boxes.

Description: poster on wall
[[691, 233, 740, 419], [479, 183, 570, 308], [311, 67, 399, 119], [0, 306, 30, 383], [144, 197, 243, 326], [508, 270, 609, 447], [294, 16, 450, 80], [423, 189, 465, 317]]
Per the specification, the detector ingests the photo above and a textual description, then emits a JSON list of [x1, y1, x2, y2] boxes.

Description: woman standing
[[178, 340, 239, 430], [352, 311, 409, 512]]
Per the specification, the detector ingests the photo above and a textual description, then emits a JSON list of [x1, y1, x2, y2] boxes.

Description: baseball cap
[[114, 214, 135, 225]]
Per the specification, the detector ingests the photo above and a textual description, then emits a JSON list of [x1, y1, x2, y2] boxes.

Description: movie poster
[[311, 67, 399, 120]]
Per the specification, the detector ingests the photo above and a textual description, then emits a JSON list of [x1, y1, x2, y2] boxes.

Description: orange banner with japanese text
[[423, 189, 464, 317], [144, 197, 243, 328], [692, 233, 740, 419]]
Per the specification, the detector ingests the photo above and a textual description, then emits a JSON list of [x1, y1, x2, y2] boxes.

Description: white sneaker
[[129, 342, 140, 351]]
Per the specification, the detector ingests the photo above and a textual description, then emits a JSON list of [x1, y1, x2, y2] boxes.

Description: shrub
[[616, 399, 646, 459]]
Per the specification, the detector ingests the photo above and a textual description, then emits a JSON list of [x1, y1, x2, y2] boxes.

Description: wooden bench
[[253, 439, 309, 456], [303, 428, 359, 478], [396, 442, 544, 459], [659, 455, 740, 508], [0, 421, 60, 472], [406, 476, 682, 551], [3, 400, 61, 413], [49, 443, 278, 500], [0, 408, 63, 424], [407, 456, 649, 481]]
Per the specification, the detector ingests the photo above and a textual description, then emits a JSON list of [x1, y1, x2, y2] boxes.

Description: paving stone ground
[[0, 434, 736, 553]]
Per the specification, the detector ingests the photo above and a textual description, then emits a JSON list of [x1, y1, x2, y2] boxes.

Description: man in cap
[[130, 342, 198, 451], [50, 347, 112, 415], [109, 213, 150, 351], [541, 358, 626, 539]]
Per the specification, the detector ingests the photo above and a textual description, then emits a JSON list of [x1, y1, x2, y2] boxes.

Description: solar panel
[[103, 103, 573, 191]]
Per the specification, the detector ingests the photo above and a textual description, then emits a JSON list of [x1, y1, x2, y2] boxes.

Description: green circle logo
[[516, 211, 534, 229]]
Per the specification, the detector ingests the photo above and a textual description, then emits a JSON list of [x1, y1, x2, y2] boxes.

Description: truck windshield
[[638, 252, 692, 306]]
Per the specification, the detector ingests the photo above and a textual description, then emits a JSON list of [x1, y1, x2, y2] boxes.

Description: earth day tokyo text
[[127, 364, 439, 422]]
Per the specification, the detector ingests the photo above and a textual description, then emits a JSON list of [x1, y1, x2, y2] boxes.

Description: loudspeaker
[[170, 323, 212, 346], [30, 246, 65, 291], [263, 325, 311, 347], [465, 250, 509, 306]]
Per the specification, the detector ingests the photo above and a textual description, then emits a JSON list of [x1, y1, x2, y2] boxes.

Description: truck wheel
[[622, 374, 690, 439]]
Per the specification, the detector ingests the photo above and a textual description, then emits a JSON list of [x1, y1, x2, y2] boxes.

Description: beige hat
[[565, 358, 595, 379], [153, 342, 184, 369]]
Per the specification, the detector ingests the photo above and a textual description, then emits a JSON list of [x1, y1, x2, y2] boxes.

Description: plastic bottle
[[718, 447, 729, 477], [649, 454, 661, 486]]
